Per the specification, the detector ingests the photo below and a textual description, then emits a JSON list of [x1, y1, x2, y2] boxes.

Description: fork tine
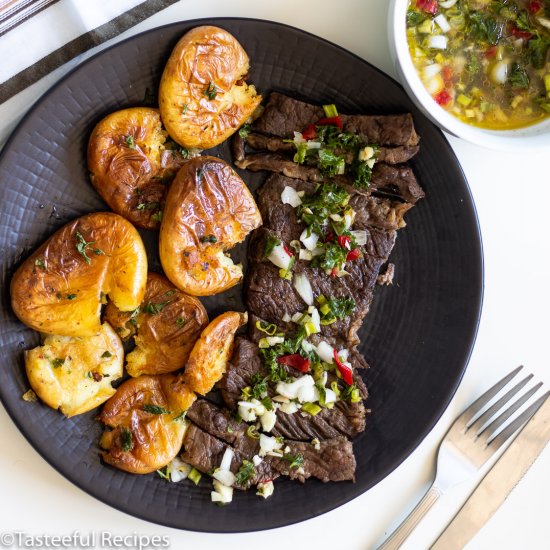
[[487, 390, 549, 450], [476, 381, 542, 441], [468, 374, 535, 433], [460, 365, 523, 424]]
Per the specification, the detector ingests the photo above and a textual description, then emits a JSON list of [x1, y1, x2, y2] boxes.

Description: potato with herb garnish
[[99, 374, 195, 474], [104, 272, 208, 377], [25, 323, 124, 417], [159, 25, 261, 150], [10, 212, 147, 337], [159, 156, 262, 296], [183, 311, 247, 395], [87, 107, 190, 229]]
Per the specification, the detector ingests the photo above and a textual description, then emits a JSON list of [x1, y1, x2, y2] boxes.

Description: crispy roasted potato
[[11, 212, 147, 337], [183, 311, 247, 395], [25, 323, 124, 417], [104, 272, 208, 377], [99, 374, 195, 474], [87, 107, 189, 229], [159, 25, 261, 149], [159, 157, 262, 296]]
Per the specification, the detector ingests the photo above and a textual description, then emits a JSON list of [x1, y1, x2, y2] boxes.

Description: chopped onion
[[427, 35, 448, 50], [537, 16, 550, 29], [338, 349, 349, 362], [294, 272, 314, 306], [220, 447, 234, 472], [311, 247, 324, 257], [213, 469, 236, 487], [425, 74, 445, 95], [300, 228, 319, 251], [272, 394, 290, 403], [323, 388, 337, 405], [260, 433, 278, 454], [315, 341, 335, 363], [280, 401, 299, 414], [423, 63, 442, 80], [238, 404, 257, 422], [434, 14, 450, 33], [167, 457, 192, 482], [282, 312, 291, 322], [252, 455, 263, 467], [350, 230, 367, 246], [291, 312, 304, 323], [256, 480, 275, 499], [281, 186, 303, 207], [260, 409, 277, 432], [211, 481, 233, 504], [258, 336, 285, 348], [293, 131, 305, 143], [268, 244, 293, 270], [297, 384, 320, 403], [276, 375, 315, 400], [306, 141, 321, 149], [439, 0, 457, 7], [299, 249, 313, 261], [310, 307, 321, 333], [491, 61, 508, 85], [301, 339, 316, 353]]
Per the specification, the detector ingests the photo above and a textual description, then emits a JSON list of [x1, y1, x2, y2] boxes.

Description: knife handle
[[378, 484, 442, 550]]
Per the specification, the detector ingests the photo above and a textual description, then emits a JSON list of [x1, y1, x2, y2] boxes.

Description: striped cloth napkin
[[0, 0, 178, 105]]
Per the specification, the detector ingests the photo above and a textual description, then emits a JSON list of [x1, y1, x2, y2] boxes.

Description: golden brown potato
[[99, 374, 195, 474], [11, 212, 147, 337], [104, 272, 208, 377], [159, 157, 262, 296], [159, 25, 261, 149], [87, 107, 189, 229], [183, 311, 247, 395], [25, 323, 124, 417]]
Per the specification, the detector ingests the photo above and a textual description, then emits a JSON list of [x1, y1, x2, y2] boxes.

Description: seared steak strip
[[252, 92, 420, 147]]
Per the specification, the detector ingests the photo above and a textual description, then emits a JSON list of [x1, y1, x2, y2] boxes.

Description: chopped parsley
[[142, 404, 170, 415], [263, 234, 281, 257], [235, 460, 256, 485], [101, 350, 112, 358], [182, 104, 188, 114], [509, 63, 530, 89], [66, 294, 77, 300], [199, 234, 218, 244], [75, 231, 106, 265], [120, 428, 133, 452], [125, 135, 137, 149], [142, 300, 172, 315], [176, 317, 186, 327], [317, 295, 356, 324], [51, 357, 65, 368], [238, 123, 251, 138], [137, 201, 161, 211], [204, 81, 217, 100], [151, 211, 163, 223], [282, 453, 304, 469], [34, 258, 46, 270]]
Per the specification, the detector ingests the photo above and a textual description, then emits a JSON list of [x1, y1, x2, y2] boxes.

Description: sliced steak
[[181, 423, 277, 489], [252, 92, 420, 147], [243, 132, 420, 165], [272, 436, 356, 483]]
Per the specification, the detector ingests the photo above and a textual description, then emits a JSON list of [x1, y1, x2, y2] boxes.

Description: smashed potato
[[99, 374, 195, 474], [25, 323, 123, 417], [159, 25, 261, 149], [87, 107, 189, 229], [184, 311, 247, 395], [159, 157, 262, 296], [104, 272, 208, 377], [10, 212, 147, 337]]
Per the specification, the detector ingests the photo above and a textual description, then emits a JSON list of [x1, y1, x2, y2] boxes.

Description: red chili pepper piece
[[324, 232, 335, 243], [330, 267, 338, 278], [316, 115, 343, 129], [282, 244, 294, 257], [338, 235, 351, 250], [442, 65, 453, 83], [346, 248, 360, 261], [333, 349, 353, 385], [302, 124, 317, 140], [277, 353, 310, 373], [434, 90, 452, 106], [484, 46, 497, 58], [528, 1, 542, 13], [416, 0, 438, 14], [509, 24, 533, 40]]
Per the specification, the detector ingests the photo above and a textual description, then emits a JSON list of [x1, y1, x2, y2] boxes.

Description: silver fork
[[378, 366, 549, 550]]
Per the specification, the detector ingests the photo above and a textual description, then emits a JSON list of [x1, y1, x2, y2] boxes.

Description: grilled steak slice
[[181, 423, 277, 489], [220, 335, 367, 441], [271, 436, 356, 483], [252, 92, 420, 147], [235, 152, 423, 204], [242, 132, 420, 165]]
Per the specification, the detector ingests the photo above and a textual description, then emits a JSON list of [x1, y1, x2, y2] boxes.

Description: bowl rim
[[388, 0, 550, 151]]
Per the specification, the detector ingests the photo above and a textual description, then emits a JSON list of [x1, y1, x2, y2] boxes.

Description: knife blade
[[430, 394, 550, 550]]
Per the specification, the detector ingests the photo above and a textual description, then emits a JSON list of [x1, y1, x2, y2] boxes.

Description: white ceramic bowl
[[388, 0, 550, 151]]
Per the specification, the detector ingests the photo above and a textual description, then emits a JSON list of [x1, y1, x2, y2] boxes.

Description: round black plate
[[0, 18, 483, 532]]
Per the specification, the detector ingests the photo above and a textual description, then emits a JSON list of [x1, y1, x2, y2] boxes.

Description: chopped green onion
[[188, 467, 202, 485], [322, 104, 338, 117], [255, 320, 278, 336], [302, 402, 322, 416]]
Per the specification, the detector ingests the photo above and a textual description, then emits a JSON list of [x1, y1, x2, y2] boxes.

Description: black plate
[[0, 18, 483, 532]]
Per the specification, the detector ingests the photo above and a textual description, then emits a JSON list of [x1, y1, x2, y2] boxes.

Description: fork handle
[[378, 484, 443, 550]]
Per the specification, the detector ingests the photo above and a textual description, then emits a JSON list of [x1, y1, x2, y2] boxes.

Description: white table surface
[[1, 1, 548, 549]]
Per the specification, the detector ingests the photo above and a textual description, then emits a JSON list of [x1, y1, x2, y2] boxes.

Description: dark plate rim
[[0, 17, 484, 532]]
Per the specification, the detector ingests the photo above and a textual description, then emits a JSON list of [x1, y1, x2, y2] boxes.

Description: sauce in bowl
[[406, 0, 550, 129]]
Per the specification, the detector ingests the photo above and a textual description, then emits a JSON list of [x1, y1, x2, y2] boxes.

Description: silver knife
[[431, 395, 550, 550]]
